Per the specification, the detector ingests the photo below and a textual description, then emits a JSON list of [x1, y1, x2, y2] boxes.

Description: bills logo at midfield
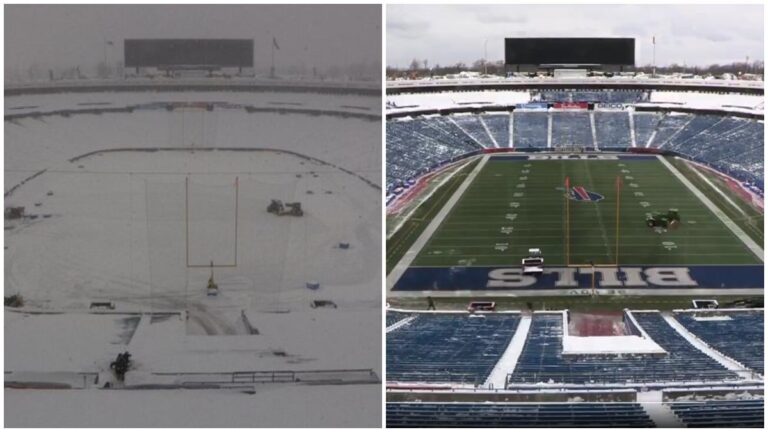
[[568, 186, 604, 202]]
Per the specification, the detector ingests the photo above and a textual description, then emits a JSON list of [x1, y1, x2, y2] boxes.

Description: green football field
[[411, 155, 762, 267]]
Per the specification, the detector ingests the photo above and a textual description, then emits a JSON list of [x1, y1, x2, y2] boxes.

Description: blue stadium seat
[[513, 112, 548, 148], [633, 112, 662, 147], [452, 115, 496, 148], [674, 311, 763, 375], [387, 311, 412, 328], [387, 402, 655, 427], [387, 314, 521, 384], [551, 112, 593, 148], [667, 399, 764, 428], [482, 114, 510, 148], [508, 313, 739, 385], [594, 111, 632, 147]]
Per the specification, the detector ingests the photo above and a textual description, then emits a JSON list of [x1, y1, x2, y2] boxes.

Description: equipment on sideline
[[522, 248, 544, 274]]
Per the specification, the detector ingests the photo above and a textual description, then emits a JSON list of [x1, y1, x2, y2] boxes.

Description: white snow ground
[[4, 90, 381, 427]]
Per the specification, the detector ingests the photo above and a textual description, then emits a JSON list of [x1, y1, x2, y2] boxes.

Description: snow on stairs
[[484, 313, 532, 389], [638, 390, 685, 427], [386, 315, 417, 333], [661, 312, 758, 380]]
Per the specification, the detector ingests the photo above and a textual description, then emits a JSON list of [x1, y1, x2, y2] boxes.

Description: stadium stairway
[[637, 391, 685, 427], [660, 312, 760, 380]]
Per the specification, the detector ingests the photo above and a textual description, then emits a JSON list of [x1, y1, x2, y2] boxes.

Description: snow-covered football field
[[4, 89, 382, 427]]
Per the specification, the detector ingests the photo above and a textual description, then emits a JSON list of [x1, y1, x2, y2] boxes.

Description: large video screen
[[505, 38, 635, 65], [124, 39, 254, 68]]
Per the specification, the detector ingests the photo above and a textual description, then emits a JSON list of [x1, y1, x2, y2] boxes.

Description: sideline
[[386, 155, 490, 291]]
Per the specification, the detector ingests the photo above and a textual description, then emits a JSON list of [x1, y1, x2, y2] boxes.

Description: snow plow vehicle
[[267, 199, 304, 217]]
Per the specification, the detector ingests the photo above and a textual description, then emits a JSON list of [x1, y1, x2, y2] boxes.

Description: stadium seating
[[538, 90, 649, 104], [651, 115, 764, 185], [551, 112, 593, 148], [385, 109, 763, 192], [386, 314, 521, 384], [387, 402, 655, 427], [674, 311, 764, 375], [387, 311, 412, 328], [508, 313, 739, 385], [594, 111, 632, 147], [513, 112, 548, 148], [647, 113, 693, 147], [632, 112, 662, 147], [452, 115, 496, 148], [667, 399, 764, 428], [386, 118, 483, 187], [482, 114, 510, 147]]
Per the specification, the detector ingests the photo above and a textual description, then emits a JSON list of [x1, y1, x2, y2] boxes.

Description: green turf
[[670, 157, 763, 245], [411, 156, 761, 267], [386, 158, 479, 274]]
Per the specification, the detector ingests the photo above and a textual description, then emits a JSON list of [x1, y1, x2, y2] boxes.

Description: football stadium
[[386, 36, 764, 428], [4, 34, 382, 426]]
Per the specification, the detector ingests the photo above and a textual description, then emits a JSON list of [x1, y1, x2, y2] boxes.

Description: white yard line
[[661, 313, 758, 380], [484, 314, 532, 389], [478, 116, 499, 148], [657, 155, 763, 261], [386, 155, 490, 291]]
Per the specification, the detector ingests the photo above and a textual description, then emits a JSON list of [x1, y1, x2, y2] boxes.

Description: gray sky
[[387, 4, 763, 68], [5, 4, 381, 76]]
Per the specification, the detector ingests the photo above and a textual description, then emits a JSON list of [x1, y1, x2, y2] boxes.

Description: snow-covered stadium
[[385, 76, 764, 427], [5, 78, 381, 426]]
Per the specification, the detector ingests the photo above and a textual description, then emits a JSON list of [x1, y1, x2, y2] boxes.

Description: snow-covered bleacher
[[648, 113, 764, 185], [452, 114, 496, 148], [632, 112, 663, 147], [512, 111, 548, 148], [595, 111, 632, 147], [538, 90, 649, 104], [666, 399, 764, 428], [387, 402, 655, 427], [386, 311, 412, 328], [551, 112, 593, 148], [386, 313, 521, 384], [508, 312, 739, 385], [386, 103, 763, 193], [385, 310, 764, 387], [482, 114, 510, 147], [674, 310, 764, 375], [386, 118, 482, 187]]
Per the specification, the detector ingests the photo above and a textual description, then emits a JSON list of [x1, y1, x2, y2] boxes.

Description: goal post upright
[[615, 175, 622, 267], [565, 176, 570, 267]]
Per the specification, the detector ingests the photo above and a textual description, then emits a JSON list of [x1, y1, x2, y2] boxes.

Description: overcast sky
[[5, 4, 380, 76], [387, 4, 763, 68]]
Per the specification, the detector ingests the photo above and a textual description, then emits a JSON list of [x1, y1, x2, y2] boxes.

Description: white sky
[[387, 4, 764, 68], [5, 4, 381, 75]]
